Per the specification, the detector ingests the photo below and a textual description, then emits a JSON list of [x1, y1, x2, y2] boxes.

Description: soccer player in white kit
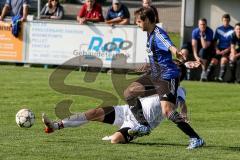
[[42, 87, 189, 144], [42, 94, 164, 143]]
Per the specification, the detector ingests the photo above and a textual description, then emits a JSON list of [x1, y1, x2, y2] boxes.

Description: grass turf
[[0, 65, 240, 160]]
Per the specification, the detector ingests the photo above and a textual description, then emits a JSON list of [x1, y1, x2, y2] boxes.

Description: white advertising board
[[135, 28, 148, 63], [26, 22, 136, 68]]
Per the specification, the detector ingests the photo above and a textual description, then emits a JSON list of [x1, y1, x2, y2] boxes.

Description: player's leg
[[123, 75, 155, 132], [218, 56, 228, 81], [127, 76, 171, 137], [199, 47, 214, 81], [123, 81, 146, 106], [206, 57, 219, 80], [162, 100, 204, 149], [160, 78, 204, 149], [229, 54, 237, 82], [198, 48, 207, 81], [123, 75, 164, 105], [42, 107, 115, 133], [177, 100, 189, 122]]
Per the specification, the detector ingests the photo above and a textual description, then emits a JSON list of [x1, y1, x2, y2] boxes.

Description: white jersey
[[113, 87, 186, 130]]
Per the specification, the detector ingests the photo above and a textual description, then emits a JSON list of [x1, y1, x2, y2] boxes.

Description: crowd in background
[[181, 15, 240, 83], [0, 0, 240, 83], [0, 0, 157, 24]]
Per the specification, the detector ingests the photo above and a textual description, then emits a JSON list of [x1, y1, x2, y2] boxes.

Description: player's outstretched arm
[[103, 132, 126, 144], [169, 46, 186, 62]]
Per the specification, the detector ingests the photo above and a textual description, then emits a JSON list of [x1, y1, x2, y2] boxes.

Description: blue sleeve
[[155, 28, 174, 50], [192, 29, 198, 40]]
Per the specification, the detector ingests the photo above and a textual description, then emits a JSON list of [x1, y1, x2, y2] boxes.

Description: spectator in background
[[192, 18, 214, 81], [0, 0, 29, 22], [41, 0, 64, 20], [142, 0, 159, 23], [77, 0, 104, 24], [229, 23, 240, 83], [105, 0, 130, 25], [205, 14, 234, 82]]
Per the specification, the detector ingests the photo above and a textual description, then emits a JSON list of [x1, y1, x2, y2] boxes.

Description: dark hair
[[222, 14, 230, 20], [48, 0, 59, 9], [235, 22, 240, 27], [199, 18, 207, 24], [134, 7, 156, 23]]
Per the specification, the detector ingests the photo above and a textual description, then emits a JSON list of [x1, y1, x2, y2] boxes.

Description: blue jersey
[[105, 4, 130, 20], [192, 26, 213, 42], [146, 26, 179, 79], [214, 25, 234, 49]]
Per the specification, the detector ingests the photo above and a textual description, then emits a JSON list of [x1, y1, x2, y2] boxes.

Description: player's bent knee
[[161, 101, 176, 117], [211, 58, 218, 65], [85, 108, 104, 121], [124, 82, 144, 100], [221, 57, 228, 64]]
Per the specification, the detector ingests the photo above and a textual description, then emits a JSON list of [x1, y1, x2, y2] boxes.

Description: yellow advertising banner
[[0, 21, 23, 62]]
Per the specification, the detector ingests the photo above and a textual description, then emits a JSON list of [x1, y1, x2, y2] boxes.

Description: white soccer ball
[[16, 109, 35, 128]]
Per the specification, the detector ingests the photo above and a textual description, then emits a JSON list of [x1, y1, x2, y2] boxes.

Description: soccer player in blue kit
[[123, 7, 204, 149]]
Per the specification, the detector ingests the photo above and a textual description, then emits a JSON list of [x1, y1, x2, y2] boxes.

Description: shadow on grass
[[130, 141, 186, 147], [203, 145, 240, 152], [130, 142, 240, 152]]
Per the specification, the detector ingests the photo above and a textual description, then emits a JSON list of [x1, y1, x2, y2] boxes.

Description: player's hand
[[176, 51, 186, 62], [216, 49, 222, 55], [216, 49, 225, 55], [194, 56, 201, 62], [20, 17, 26, 22], [0, 16, 3, 21], [184, 61, 201, 69], [78, 18, 86, 24], [230, 54, 237, 62]]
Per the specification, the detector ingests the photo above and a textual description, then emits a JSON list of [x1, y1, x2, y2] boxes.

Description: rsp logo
[[88, 36, 133, 52]]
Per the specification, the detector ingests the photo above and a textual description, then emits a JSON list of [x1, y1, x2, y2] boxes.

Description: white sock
[[61, 113, 88, 128]]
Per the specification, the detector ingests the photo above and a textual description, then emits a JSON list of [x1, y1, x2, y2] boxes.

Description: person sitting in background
[[41, 0, 64, 20], [142, 0, 159, 23], [105, 0, 130, 25], [229, 23, 240, 83], [77, 0, 104, 25], [192, 18, 214, 81], [205, 14, 234, 82], [0, 0, 29, 22]]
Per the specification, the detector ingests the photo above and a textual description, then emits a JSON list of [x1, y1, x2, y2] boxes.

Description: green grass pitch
[[0, 65, 240, 160]]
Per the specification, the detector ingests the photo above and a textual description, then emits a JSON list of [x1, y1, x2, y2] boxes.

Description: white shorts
[[113, 105, 140, 129]]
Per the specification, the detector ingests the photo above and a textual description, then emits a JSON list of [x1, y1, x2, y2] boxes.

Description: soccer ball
[[16, 109, 35, 128]]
